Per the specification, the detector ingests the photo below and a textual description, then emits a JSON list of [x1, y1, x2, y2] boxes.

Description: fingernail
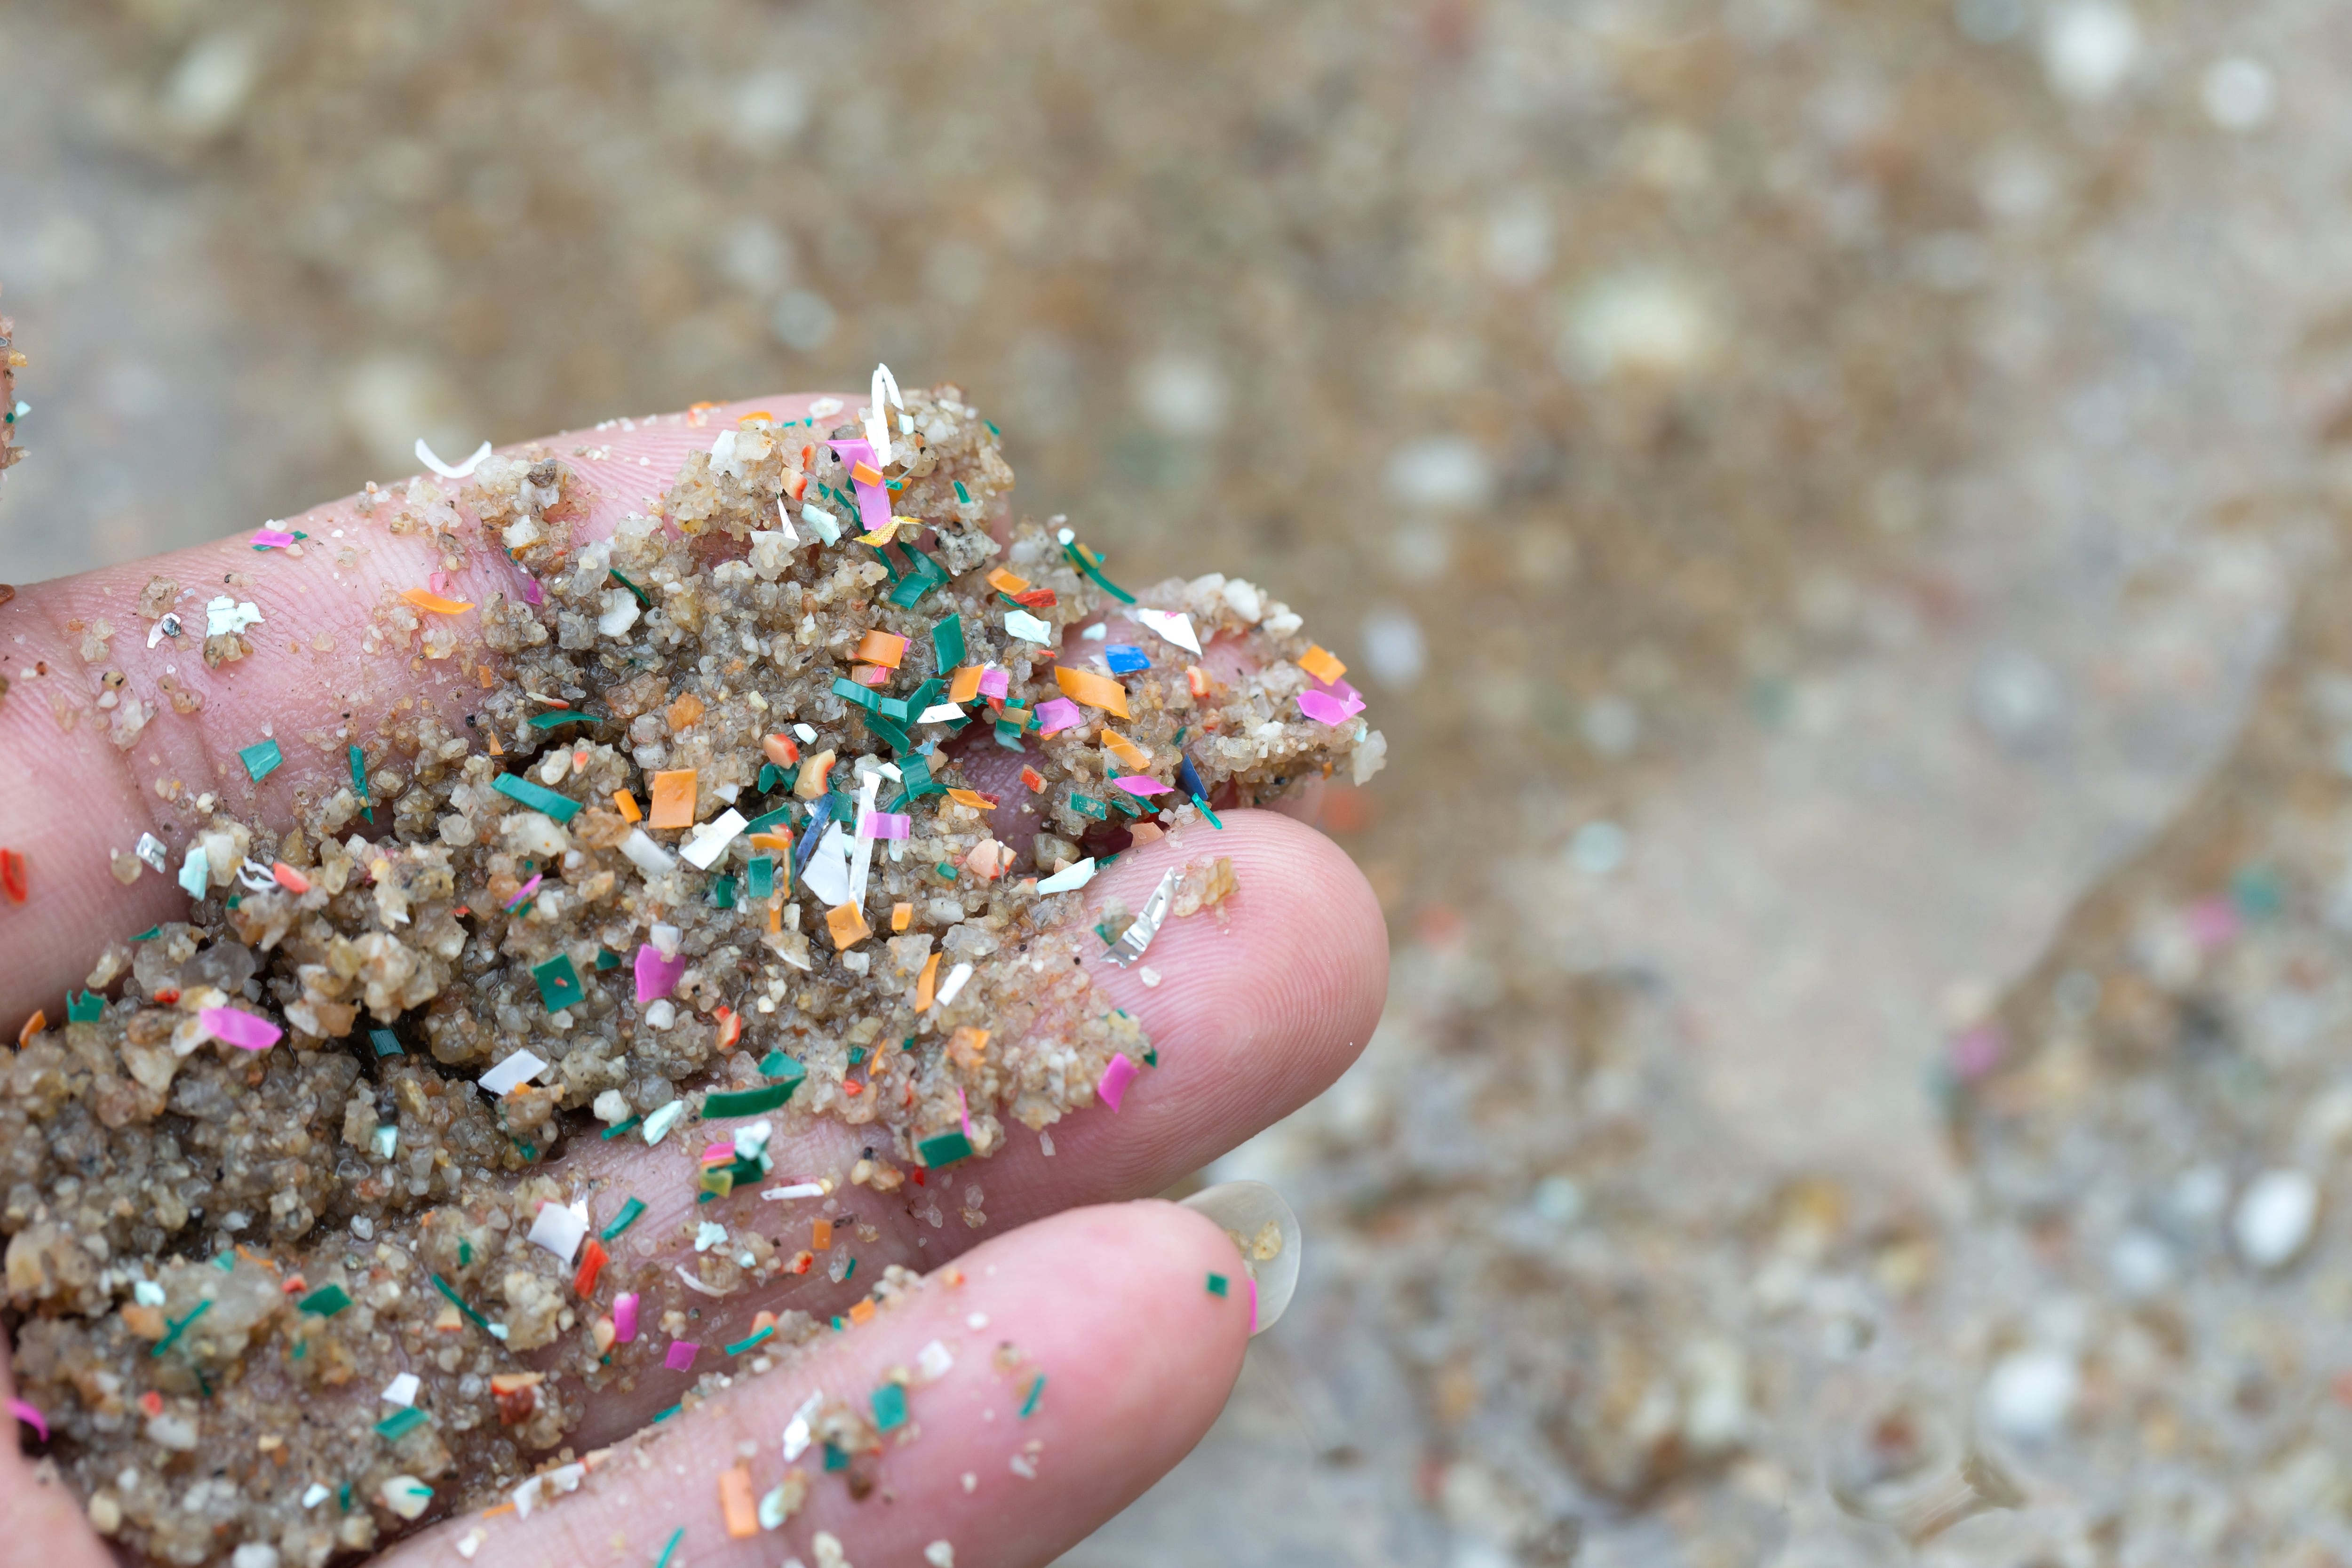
[[1179, 1179, 1301, 1336]]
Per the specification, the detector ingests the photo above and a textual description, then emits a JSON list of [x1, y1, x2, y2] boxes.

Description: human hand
[[0, 391, 1387, 1568]]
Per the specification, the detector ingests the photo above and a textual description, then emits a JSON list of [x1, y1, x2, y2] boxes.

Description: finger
[[0, 1337, 117, 1568], [507, 809, 1379, 1445], [0, 392, 850, 1020], [381, 1201, 1252, 1568]]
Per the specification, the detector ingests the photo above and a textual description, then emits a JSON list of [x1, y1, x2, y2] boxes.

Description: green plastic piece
[[600, 1114, 643, 1140], [872, 1382, 909, 1432], [832, 676, 882, 713], [654, 1525, 685, 1568], [599, 1197, 647, 1241], [298, 1284, 353, 1317], [527, 708, 594, 729], [66, 990, 103, 1024], [150, 1299, 212, 1358], [350, 744, 373, 820], [239, 738, 282, 782], [594, 948, 621, 971], [758, 761, 795, 794], [878, 695, 911, 723], [368, 1028, 402, 1056], [725, 1324, 776, 1357], [1069, 792, 1109, 820], [866, 713, 913, 753], [431, 1273, 493, 1332], [931, 614, 966, 671], [707, 875, 737, 910], [953, 480, 971, 504], [705, 1082, 794, 1117], [745, 804, 796, 835], [1019, 1373, 1047, 1417], [747, 856, 774, 899], [492, 773, 580, 823], [375, 1406, 429, 1442], [1064, 538, 1136, 604], [532, 953, 584, 1011], [609, 569, 651, 607], [1192, 794, 1224, 828], [759, 1051, 807, 1092], [1206, 1273, 1230, 1297], [917, 1129, 973, 1168]]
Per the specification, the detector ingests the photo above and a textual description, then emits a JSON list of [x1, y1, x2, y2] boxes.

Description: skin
[[0, 392, 1389, 1568]]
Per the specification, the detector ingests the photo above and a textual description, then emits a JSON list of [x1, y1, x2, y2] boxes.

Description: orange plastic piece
[[789, 1250, 815, 1275], [946, 788, 999, 810], [948, 1027, 991, 1068], [485, 728, 504, 756], [916, 950, 941, 1011], [1021, 766, 1048, 794], [1055, 666, 1133, 718], [715, 1007, 743, 1051], [648, 770, 697, 829], [398, 588, 476, 615], [477, 664, 496, 689], [737, 410, 774, 425], [17, 1010, 45, 1046], [826, 900, 871, 949], [1101, 729, 1152, 770], [1186, 665, 1211, 698], [271, 861, 311, 895], [573, 1238, 609, 1297], [848, 1299, 877, 1326], [748, 832, 793, 855], [613, 788, 642, 822], [891, 901, 912, 933], [856, 630, 909, 668], [1299, 645, 1348, 684], [850, 460, 885, 487], [811, 1218, 833, 1251], [718, 1465, 759, 1540], [986, 567, 1030, 595], [948, 666, 985, 703], [764, 732, 801, 767], [667, 693, 705, 731], [767, 899, 783, 934], [795, 750, 836, 799]]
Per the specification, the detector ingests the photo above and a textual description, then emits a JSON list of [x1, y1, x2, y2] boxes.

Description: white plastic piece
[[793, 723, 818, 743], [526, 1199, 589, 1265], [381, 1372, 421, 1408], [802, 821, 853, 906], [1005, 610, 1054, 645], [1133, 608, 1202, 654], [694, 1221, 729, 1253], [415, 437, 493, 480], [782, 1391, 823, 1461], [801, 502, 843, 544], [642, 1099, 686, 1146], [681, 807, 748, 869], [206, 595, 263, 637], [865, 363, 905, 466], [847, 771, 883, 906], [918, 703, 965, 723], [933, 962, 974, 1009], [478, 1049, 547, 1097], [917, 1340, 954, 1381], [620, 828, 676, 875], [1179, 1180, 1302, 1336], [1035, 858, 1097, 895], [763, 1183, 826, 1202]]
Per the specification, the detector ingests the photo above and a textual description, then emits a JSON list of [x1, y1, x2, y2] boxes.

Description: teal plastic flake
[[918, 1129, 973, 1168], [493, 773, 581, 823], [239, 738, 282, 782], [66, 990, 103, 1024], [747, 855, 774, 899], [532, 953, 585, 1011], [872, 1382, 909, 1432], [931, 614, 967, 671], [832, 676, 882, 713]]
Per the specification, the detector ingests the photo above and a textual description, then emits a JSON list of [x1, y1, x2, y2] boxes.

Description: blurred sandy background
[[14, 0, 2352, 1561]]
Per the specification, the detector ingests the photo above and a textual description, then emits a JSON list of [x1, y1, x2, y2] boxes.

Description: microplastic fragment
[[399, 587, 476, 615], [381, 1372, 420, 1408], [648, 769, 698, 829], [919, 1129, 974, 1168], [613, 1292, 640, 1343], [681, 807, 748, 869], [1207, 1273, 1230, 1297], [199, 1006, 282, 1052], [375, 1406, 429, 1442], [642, 1099, 687, 1146], [249, 529, 297, 549], [205, 595, 263, 637], [1132, 607, 1202, 654], [801, 501, 843, 543], [135, 831, 168, 873], [1054, 665, 1133, 718], [859, 811, 912, 840], [977, 666, 1010, 700], [765, 1182, 826, 1202], [1019, 1374, 1046, 1418], [380, 1475, 434, 1519], [1113, 775, 1171, 797], [694, 1221, 729, 1253], [1104, 868, 1180, 969], [620, 828, 676, 873], [526, 1200, 589, 1265], [1104, 645, 1149, 674], [634, 942, 686, 1003], [873, 1382, 909, 1432], [918, 1340, 954, 1381], [239, 739, 282, 782], [414, 436, 492, 479], [600, 1197, 647, 1241], [719, 1464, 760, 1539], [300, 1484, 330, 1510], [919, 702, 965, 722], [653, 1525, 686, 1568], [478, 1048, 548, 1097], [706, 1082, 796, 1117], [298, 1284, 351, 1316], [492, 772, 581, 823], [1035, 859, 1097, 894], [177, 844, 209, 898], [934, 962, 974, 1008], [665, 1340, 700, 1372], [1035, 696, 1084, 735], [532, 952, 585, 1011], [9, 1398, 49, 1441], [1097, 1052, 1140, 1112], [1005, 609, 1054, 644]]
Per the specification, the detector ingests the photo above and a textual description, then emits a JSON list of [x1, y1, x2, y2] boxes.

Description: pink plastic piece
[[505, 873, 543, 910], [635, 943, 687, 1004], [1034, 697, 1084, 736], [827, 438, 895, 534], [1097, 1052, 1140, 1112], [853, 664, 889, 687], [613, 1292, 640, 1343], [702, 1142, 735, 1163], [665, 1340, 700, 1372], [249, 529, 297, 549], [1297, 675, 1367, 727], [978, 667, 1010, 700], [199, 1007, 282, 1052], [858, 812, 911, 841], [521, 575, 545, 606], [1112, 775, 1170, 797], [8, 1398, 48, 1441]]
